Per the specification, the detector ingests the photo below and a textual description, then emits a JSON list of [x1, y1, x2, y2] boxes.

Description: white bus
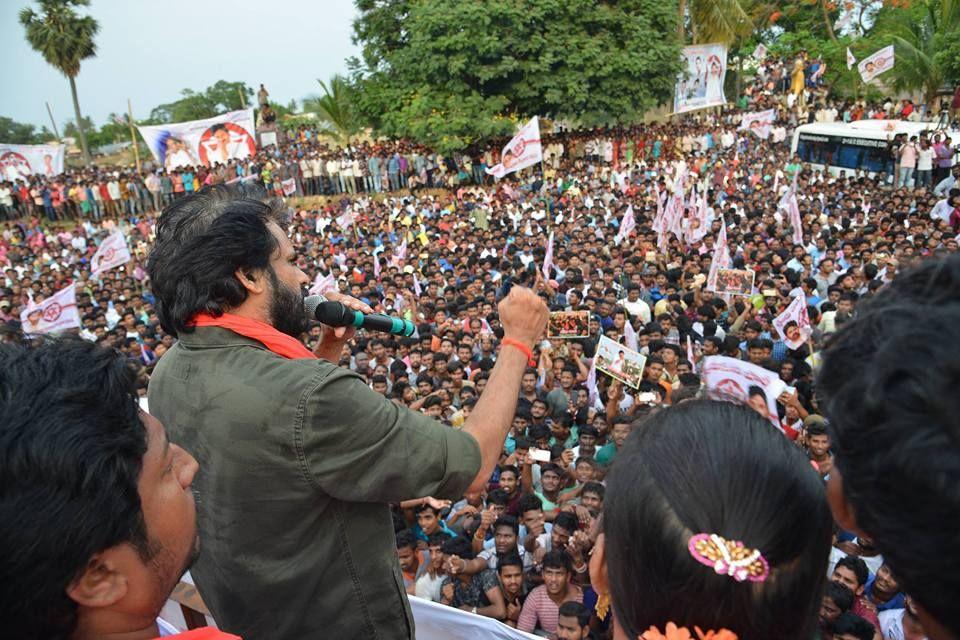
[[791, 119, 959, 176]]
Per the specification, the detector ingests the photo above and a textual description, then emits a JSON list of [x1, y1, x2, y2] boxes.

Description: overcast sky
[[1, 0, 360, 130]]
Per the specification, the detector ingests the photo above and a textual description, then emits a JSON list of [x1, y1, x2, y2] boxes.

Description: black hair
[[518, 494, 543, 515], [497, 550, 524, 573], [147, 182, 289, 336], [542, 549, 573, 573], [834, 555, 869, 588], [824, 581, 855, 612], [441, 536, 476, 560], [818, 254, 960, 635], [581, 481, 605, 500], [830, 612, 874, 640], [487, 488, 510, 507], [0, 339, 150, 639], [493, 515, 520, 536], [558, 600, 592, 628], [395, 528, 417, 551], [498, 464, 519, 479], [553, 511, 579, 534], [604, 400, 831, 639]]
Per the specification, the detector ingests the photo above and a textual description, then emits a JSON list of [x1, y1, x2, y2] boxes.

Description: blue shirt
[[412, 520, 458, 542], [864, 577, 906, 612]]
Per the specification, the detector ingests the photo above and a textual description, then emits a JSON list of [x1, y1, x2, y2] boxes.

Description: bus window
[[797, 138, 837, 165], [835, 144, 886, 173]]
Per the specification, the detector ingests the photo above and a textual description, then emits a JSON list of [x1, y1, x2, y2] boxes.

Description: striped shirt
[[517, 584, 583, 635]]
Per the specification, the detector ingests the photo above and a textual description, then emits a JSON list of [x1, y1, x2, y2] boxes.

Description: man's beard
[[267, 268, 308, 338]]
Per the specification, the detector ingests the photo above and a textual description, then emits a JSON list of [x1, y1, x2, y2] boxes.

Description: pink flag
[[91, 231, 132, 275], [542, 231, 555, 281], [615, 204, 635, 245], [19, 283, 80, 335]]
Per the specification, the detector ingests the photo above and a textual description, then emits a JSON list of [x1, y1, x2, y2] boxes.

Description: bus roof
[[794, 119, 959, 141]]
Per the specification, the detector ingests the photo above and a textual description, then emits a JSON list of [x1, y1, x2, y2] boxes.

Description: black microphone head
[[314, 301, 355, 327]]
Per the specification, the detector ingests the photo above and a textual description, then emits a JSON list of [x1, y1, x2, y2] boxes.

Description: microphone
[[304, 295, 416, 337]]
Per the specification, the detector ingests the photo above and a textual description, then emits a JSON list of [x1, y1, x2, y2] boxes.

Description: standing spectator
[[898, 136, 919, 188], [916, 139, 935, 189]]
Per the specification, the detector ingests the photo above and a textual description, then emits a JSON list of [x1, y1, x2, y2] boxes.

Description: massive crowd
[[2, 79, 960, 640]]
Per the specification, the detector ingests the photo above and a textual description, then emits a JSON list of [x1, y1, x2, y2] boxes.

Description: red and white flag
[[310, 271, 336, 296], [701, 356, 786, 429], [542, 230, 555, 281], [485, 116, 543, 179], [19, 283, 80, 335], [615, 205, 635, 245], [91, 231, 131, 275]]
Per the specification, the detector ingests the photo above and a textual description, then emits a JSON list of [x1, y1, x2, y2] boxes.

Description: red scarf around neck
[[191, 312, 317, 360]]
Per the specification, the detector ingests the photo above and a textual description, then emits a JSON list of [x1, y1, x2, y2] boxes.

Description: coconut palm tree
[[20, 0, 99, 165], [303, 75, 358, 146], [872, 0, 959, 105]]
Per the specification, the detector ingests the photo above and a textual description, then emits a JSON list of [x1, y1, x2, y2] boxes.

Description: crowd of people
[[2, 79, 960, 640]]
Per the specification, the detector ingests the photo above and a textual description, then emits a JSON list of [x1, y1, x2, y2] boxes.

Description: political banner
[[752, 43, 767, 60], [739, 109, 776, 140], [137, 109, 257, 170], [91, 231, 132, 275], [20, 283, 80, 336], [281, 178, 297, 196], [857, 45, 894, 83], [0, 143, 65, 181], [674, 44, 728, 114], [772, 294, 811, 350], [701, 356, 786, 428], [485, 116, 543, 179], [409, 596, 539, 640]]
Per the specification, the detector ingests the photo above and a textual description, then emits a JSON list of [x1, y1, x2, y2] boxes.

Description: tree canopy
[[148, 80, 254, 124], [350, 0, 682, 152], [0, 117, 55, 145]]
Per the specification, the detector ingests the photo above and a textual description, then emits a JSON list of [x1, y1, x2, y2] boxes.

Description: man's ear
[[235, 268, 266, 295], [826, 466, 865, 537], [66, 548, 129, 609]]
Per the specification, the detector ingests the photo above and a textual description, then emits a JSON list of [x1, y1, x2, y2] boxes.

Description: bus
[[791, 119, 960, 177]]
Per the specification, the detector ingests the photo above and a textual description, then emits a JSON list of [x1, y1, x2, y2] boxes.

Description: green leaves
[[350, 0, 682, 153], [302, 76, 361, 145], [147, 81, 253, 124]]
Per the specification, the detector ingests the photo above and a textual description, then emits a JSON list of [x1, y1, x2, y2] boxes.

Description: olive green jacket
[[149, 327, 481, 639]]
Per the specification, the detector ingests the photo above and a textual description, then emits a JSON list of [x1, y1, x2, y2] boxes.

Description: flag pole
[[45, 102, 61, 142], [127, 99, 142, 175]]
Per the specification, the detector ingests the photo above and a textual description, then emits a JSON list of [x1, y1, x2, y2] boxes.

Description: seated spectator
[[396, 529, 429, 593], [819, 254, 960, 640], [591, 400, 831, 639], [0, 339, 222, 639], [414, 533, 449, 602], [496, 551, 527, 628], [831, 555, 881, 631], [865, 564, 907, 613], [556, 601, 593, 640], [438, 537, 505, 619]]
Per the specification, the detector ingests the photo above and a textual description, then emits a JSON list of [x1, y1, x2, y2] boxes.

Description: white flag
[[19, 283, 80, 335], [542, 231, 555, 281], [738, 109, 776, 140], [707, 223, 731, 291], [752, 43, 767, 60], [858, 45, 894, 83], [309, 271, 336, 296], [846, 48, 856, 70], [687, 335, 697, 373], [615, 205, 635, 245], [623, 318, 638, 352], [485, 116, 543, 179], [91, 231, 132, 275], [701, 356, 786, 429], [413, 271, 422, 297]]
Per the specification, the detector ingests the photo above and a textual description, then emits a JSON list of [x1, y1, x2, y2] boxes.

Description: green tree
[[148, 81, 253, 123], [0, 116, 54, 144], [351, 0, 682, 153], [870, 0, 959, 104], [303, 76, 359, 145], [20, 0, 99, 165]]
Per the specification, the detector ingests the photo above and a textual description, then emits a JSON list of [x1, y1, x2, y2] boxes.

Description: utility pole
[[127, 99, 142, 175]]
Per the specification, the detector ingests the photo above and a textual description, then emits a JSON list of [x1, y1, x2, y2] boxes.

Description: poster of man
[[710, 268, 756, 296], [772, 295, 812, 350], [548, 310, 590, 339], [594, 335, 647, 389]]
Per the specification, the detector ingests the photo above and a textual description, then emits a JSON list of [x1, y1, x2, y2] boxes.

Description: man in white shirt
[[619, 285, 651, 324]]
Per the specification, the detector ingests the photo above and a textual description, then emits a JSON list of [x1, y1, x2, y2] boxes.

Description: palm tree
[[303, 75, 358, 146], [873, 0, 959, 105], [20, 0, 99, 165]]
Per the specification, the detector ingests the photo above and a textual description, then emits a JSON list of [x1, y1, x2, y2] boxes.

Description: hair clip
[[688, 533, 769, 583]]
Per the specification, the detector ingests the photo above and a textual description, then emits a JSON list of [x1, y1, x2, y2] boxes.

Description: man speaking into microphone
[[147, 183, 548, 639]]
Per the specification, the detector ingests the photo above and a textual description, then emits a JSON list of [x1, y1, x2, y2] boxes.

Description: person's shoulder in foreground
[[0, 338, 200, 640], [819, 253, 960, 640]]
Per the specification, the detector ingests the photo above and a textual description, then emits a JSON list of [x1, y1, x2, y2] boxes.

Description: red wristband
[[502, 338, 536, 367]]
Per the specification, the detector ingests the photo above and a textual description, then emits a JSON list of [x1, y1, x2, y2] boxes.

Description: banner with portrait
[[739, 109, 776, 140], [20, 283, 80, 336], [0, 143, 65, 181], [857, 45, 894, 83], [772, 294, 812, 350], [674, 44, 728, 114], [136, 109, 257, 170], [702, 356, 786, 428], [485, 116, 543, 179]]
